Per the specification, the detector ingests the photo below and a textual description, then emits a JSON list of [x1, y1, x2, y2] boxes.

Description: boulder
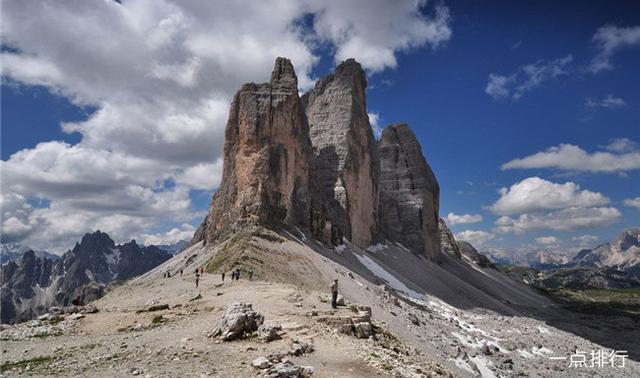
[[354, 322, 372, 338], [289, 338, 314, 356], [265, 361, 302, 378], [252, 356, 271, 369], [211, 302, 264, 341], [258, 322, 282, 342]]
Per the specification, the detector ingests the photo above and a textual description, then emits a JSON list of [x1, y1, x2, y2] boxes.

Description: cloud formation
[[501, 143, 640, 173], [490, 177, 621, 234], [494, 207, 621, 234], [572, 234, 598, 247], [485, 55, 572, 100], [489, 177, 609, 216], [446, 212, 483, 225], [535, 236, 559, 245], [624, 197, 640, 211], [455, 230, 495, 247], [589, 24, 640, 73], [585, 94, 626, 109], [1, 0, 452, 251]]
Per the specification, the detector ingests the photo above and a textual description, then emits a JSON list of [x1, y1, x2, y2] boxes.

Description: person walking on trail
[[235, 268, 241, 280], [180, 269, 183, 277], [195, 270, 200, 289], [330, 279, 339, 309], [248, 269, 254, 281], [221, 272, 226, 281]]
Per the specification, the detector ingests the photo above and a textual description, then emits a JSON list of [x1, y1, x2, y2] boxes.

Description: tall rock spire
[[302, 59, 380, 248], [203, 57, 312, 244], [379, 124, 441, 260]]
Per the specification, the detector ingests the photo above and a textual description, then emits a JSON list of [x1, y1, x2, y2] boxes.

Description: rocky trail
[[2, 228, 639, 377]]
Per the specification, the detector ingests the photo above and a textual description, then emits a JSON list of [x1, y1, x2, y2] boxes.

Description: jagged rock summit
[[193, 57, 440, 260], [1, 231, 170, 323], [199, 57, 312, 246], [379, 124, 440, 259], [303, 58, 380, 248]]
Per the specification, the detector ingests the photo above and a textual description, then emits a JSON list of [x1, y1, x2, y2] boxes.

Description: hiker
[[180, 269, 183, 277], [248, 269, 254, 280], [163, 272, 166, 278], [235, 268, 240, 280], [195, 274, 200, 289], [167, 271, 171, 278], [330, 279, 339, 309], [221, 272, 225, 281]]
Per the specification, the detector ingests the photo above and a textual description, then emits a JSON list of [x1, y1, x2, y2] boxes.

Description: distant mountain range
[[0, 243, 60, 265], [153, 240, 189, 255], [496, 228, 640, 290], [1, 231, 170, 323]]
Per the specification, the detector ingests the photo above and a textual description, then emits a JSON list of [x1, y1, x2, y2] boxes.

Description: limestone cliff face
[[302, 59, 379, 248], [378, 124, 441, 259], [439, 218, 461, 259], [203, 58, 312, 244]]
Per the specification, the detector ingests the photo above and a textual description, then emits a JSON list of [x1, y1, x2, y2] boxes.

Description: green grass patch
[[204, 232, 248, 273], [1, 356, 53, 373], [540, 288, 640, 319]]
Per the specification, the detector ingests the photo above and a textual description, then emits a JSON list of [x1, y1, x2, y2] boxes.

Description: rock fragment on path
[[258, 322, 282, 342], [210, 302, 264, 341]]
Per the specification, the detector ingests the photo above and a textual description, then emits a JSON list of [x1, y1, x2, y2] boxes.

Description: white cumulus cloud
[[489, 177, 610, 216], [1, 0, 452, 251], [501, 143, 640, 173], [535, 236, 559, 245], [141, 224, 197, 246], [446, 212, 483, 225], [494, 207, 621, 234], [455, 230, 495, 247], [624, 197, 640, 211]]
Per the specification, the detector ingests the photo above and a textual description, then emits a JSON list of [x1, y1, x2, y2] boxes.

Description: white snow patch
[[517, 349, 534, 359], [452, 332, 506, 353], [335, 244, 346, 254], [366, 243, 386, 253], [105, 247, 121, 265], [353, 254, 423, 298], [85, 269, 95, 281], [532, 346, 554, 357], [450, 357, 475, 374], [469, 355, 496, 378], [537, 326, 551, 335]]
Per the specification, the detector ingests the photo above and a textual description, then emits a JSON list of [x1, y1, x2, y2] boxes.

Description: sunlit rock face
[[203, 57, 312, 244]]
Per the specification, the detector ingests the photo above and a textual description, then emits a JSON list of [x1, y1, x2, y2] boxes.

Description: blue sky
[[1, 0, 639, 252]]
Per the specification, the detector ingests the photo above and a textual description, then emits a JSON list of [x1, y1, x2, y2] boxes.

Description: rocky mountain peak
[[304, 59, 379, 248], [270, 57, 297, 89], [200, 56, 312, 245], [379, 124, 440, 259], [616, 228, 640, 251]]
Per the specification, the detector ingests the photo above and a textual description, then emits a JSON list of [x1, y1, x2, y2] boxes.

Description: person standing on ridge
[[330, 279, 339, 309]]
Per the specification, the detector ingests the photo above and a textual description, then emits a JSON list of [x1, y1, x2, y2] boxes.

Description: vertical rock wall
[[302, 59, 379, 248], [204, 58, 312, 244], [378, 124, 441, 259]]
